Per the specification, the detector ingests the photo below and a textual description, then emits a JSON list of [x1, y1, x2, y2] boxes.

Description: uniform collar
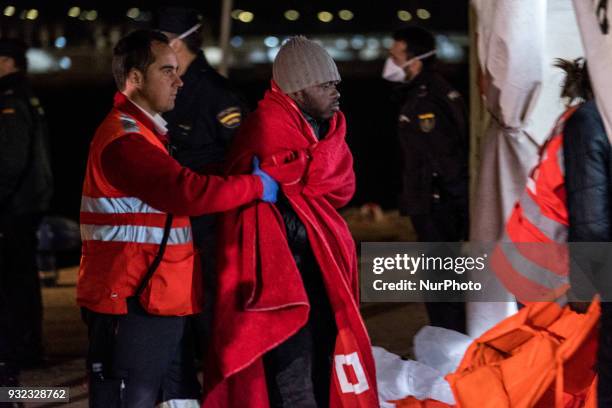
[[181, 51, 211, 82], [392, 71, 432, 103], [398, 70, 429, 91], [113, 92, 168, 140]]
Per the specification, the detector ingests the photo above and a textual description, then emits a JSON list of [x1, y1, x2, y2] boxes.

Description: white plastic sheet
[[374, 326, 473, 406], [414, 326, 473, 375]]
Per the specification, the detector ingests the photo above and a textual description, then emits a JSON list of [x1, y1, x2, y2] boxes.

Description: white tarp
[[468, 0, 583, 338], [573, 0, 612, 144], [470, 0, 583, 241], [470, 0, 544, 243], [374, 326, 472, 407]]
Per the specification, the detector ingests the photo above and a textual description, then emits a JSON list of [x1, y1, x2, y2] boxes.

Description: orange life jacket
[[491, 106, 580, 304], [77, 108, 202, 316], [447, 299, 599, 408]]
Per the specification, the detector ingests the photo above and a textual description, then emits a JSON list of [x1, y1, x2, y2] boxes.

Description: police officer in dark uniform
[[155, 8, 246, 348], [0, 38, 53, 386], [383, 27, 468, 332]]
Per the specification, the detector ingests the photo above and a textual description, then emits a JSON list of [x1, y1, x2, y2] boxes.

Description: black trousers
[[263, 247, 337, 408], [83, 299, 200, 408], [0, 214, 43, 374], [410, 200, 467, 334], [189, 215, 217, 358]]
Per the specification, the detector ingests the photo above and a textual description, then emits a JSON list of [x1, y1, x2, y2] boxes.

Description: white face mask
[[382, 50, 437, 82]]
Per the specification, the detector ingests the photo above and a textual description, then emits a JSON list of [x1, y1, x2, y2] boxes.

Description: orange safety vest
[[77, 108, 202, 316], [491, 106, 579, 304]]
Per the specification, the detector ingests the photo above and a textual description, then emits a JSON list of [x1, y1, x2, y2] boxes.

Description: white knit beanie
[[272, 36, 341, 94]]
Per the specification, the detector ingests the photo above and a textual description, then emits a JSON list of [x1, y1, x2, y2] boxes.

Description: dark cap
[[155, 7, 202, 34], [0, 38, 28, 70]]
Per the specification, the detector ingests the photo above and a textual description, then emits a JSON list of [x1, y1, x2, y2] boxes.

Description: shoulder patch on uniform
[[119, 114, 141, 133], [1, 108, 16, 114], [418, 113, 436, 133], [447, 90, 461, 100], [217, 106, 241, 129]]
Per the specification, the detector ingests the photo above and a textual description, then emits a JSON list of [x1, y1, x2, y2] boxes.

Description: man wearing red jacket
[[77, 29, 278, 408], [204, 36, 378, 408]]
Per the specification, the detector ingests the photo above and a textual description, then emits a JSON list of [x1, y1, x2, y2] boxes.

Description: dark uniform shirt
[[393, 71, 469, 217], [0, 72, 52, 222], [163, 51, 245, 171], [161, 51, 246, 253]]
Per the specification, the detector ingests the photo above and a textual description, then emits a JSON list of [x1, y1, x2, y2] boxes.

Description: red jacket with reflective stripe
[[492, 107, 579, 303], [77, 93, 263, 315]]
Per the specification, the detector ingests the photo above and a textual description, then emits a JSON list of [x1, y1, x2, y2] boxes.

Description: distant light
[[317, 11, 333, 23], [350, 35, 365, 49], [248, 49, 267, 64], [436, 35, 465, 62], [231, 9, 243, 20], [267, 47, 280, 62], [67, 7, 80, 18], [335, 38, 349, 50], [328, 49, 352, 62], [366, 38, 380, 49], [238, 11, 254, 23], [264, 36, 279, 48], [26, 9, 38, 20], [54, 36, 67, 49], [3, 6, 15, 17], [397, 10, 412, 22], [417, 8, 431, 20], [203, 47, 222, 66], [85, 10, 97, 21], [26, 49, 55, 73], [126, 8, 140, 19], [359, 48, 380, 61], [338, 10, 354, 21], [284, 9, 300, 21], [382, 36, 394, 49], [230, 36, 244, 48], [59, 56, 72, 70]]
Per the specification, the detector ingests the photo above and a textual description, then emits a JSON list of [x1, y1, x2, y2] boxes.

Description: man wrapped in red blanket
[[203, 37, 379, 408]]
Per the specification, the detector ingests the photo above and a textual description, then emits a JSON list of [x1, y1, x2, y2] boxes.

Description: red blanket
[[202, 82, 379, 408]]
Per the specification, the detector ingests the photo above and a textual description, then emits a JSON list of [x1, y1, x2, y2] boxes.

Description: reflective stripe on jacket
[[77, 108, 201, 316], [492, 106, 579, 303]]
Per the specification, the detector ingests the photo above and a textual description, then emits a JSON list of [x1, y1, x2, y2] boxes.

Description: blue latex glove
[[252, 156, 278, 203]]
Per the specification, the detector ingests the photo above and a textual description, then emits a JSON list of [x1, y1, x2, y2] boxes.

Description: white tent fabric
[[573, 0, 612, 144], [470, 0, 545, 243], [468, 0, 583, 338]]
